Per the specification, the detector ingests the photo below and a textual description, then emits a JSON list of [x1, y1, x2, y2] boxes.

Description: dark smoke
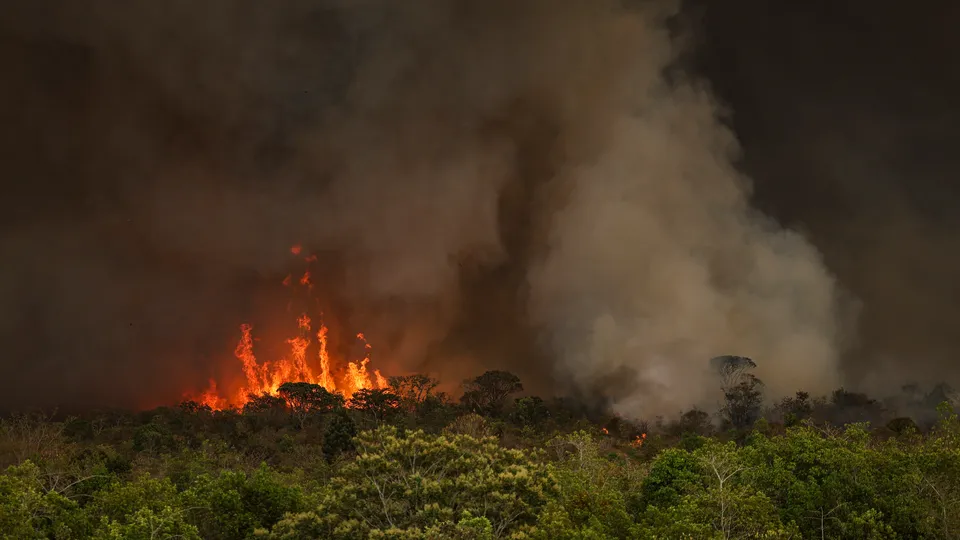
[[0, 0, 952, 415]]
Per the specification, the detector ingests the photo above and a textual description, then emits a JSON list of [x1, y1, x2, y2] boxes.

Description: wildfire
[[194, 245, 389, 410], [599, 427, 646, 448]]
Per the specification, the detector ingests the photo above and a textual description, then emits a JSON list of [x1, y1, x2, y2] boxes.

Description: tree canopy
[[0, 368, 958, 539]]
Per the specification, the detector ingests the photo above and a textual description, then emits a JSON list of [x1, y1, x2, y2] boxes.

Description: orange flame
[[317, 325, 335, 392], [235, 324, 260, 394], [343, 333, 376, 396], [374, 369, 388, 389], [631, 433, 647, 448], [286, 314, 312, 377], [194, 245, 389, 410], [198, 379, 229, 410]]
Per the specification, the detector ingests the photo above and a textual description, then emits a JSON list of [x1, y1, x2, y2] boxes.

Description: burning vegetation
[[193, 246, 389, 410]]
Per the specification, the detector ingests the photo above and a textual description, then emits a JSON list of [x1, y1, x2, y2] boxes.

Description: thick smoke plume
[[0, 0, 845, 415]]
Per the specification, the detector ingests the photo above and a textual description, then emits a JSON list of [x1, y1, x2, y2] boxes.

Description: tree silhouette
[[388, 374, 440, 411], [349, 389, 400, 427], [710, 355, 757, 391], [774, 391, 814, 427], [322, 412, 357, 463], [512, 396, 549, 427], [721, 374, 764, 430], [460, 370, 523, 416], [242, 393, 287, 416], [277, 382, 345, 428]]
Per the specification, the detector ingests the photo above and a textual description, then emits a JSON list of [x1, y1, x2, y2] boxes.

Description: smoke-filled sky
[[0, 0, 957, 415]]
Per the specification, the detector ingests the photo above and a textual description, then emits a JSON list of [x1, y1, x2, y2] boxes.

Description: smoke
[[523, 52, 843, 416], [686, 0, 960, 397], [0, 0, 846, 414]]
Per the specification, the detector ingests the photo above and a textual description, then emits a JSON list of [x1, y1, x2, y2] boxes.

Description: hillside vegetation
[[1, 370, 959, 539]]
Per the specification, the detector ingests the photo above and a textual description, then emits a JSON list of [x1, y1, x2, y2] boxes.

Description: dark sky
[[688, 0, 960, 387], [1, 0, 958, 411]]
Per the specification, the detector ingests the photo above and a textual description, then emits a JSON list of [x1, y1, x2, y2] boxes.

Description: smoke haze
[[687, 0, 960, 397], [4, 0, 950, 415]]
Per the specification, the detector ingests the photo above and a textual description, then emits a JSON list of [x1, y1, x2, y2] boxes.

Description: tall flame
[[344, 332, 374, 397], [317, 325, 335, 392], [374, 369, 388, 389], [235, 324, 259, 394], [288, 314, 312, 376], [193, 245, 389, 410]]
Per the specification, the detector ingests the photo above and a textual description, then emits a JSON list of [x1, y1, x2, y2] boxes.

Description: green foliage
[[79, 474, 202, 538], [0, 461, 83, 539], [536, 431, 642, 539], [0, 378, 959, 539], [323, 412, 357, 462], [639, 440, 799, 538], [94, 506, 200, 540], [739, 424, 890, 538], [641, 448, 703, 507], [153, 438, 245, 490], [131, 422, 175, 454], [270, 426, 555, 538], [513, 397, 550, 428], [182, 464, 305, 539], [87, 474, 182, 527], [911, 402, 960, 538]]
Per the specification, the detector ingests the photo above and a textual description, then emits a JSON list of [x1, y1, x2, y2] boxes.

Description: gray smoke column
[[516, 4, 846, 416], [317, 0, 846, 413]]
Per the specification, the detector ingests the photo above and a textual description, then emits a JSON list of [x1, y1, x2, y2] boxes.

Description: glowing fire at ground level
[[191, 245, 390, 410], [194, 318, 389, 410], [601, 427, 647, 448]]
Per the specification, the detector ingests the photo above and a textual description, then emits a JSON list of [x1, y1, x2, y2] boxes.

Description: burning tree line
[[176, 351, 960, 457], [194, 319, 388, 411], [174, 240, 958, 436], [182, 243, 960, 431], [5, 362, 960, 539], [192, 245, 390, 411]]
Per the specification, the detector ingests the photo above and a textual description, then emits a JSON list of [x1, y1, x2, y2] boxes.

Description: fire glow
[[194, 245, 388, 410]]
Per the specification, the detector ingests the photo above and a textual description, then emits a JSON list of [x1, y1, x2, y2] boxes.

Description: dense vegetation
[[2, 368, 959, 539]]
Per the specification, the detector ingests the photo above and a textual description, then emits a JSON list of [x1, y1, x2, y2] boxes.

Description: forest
[[2, 364, 959, 540]]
